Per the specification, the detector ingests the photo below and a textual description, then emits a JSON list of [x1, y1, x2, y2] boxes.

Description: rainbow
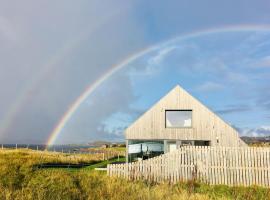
[[25, 25, 270, 145]]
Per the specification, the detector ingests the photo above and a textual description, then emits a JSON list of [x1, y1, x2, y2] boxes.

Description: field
[[0, 149, 270, 200]]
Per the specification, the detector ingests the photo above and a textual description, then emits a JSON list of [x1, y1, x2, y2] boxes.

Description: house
[[125, 85, 246, 162], [101, 144, 109, 148]]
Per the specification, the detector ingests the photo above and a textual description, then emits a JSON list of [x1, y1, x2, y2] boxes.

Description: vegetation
[[249, 142, 270, 147], [0, 148, 105, 164], [241, 136, 270, 147], [0, 149, 270, 200], [90, 146, 126, 152]]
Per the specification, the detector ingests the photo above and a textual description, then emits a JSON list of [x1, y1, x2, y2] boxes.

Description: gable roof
[[125, 85, 246, 147]]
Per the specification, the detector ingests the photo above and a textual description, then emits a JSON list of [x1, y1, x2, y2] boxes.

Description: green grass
[[90, 147, 126, 152], [0, 149, 270, 200], [43, 156, 126, 172], [84, 157, 125, 170]]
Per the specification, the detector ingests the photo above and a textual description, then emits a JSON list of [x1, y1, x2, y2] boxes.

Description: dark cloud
[[0, 0, 147, 143], [53, 72, 138, 144]]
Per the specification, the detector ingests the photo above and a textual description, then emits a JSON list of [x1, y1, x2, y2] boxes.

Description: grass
[[0, 148, 105, 164], [0, 149, 270, 200], [249, 142, 270, 147], [84, 157, 126, 170], [89, 147, 126, 152]]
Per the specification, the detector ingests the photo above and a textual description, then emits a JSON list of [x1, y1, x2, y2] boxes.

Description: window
[[165, 110, 192, 128], [194, 140, 210, 146], [128, 140, 164, 162]]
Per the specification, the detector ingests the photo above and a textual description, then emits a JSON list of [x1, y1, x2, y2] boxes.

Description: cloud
[[225, 71, 248, 83], [129, 46, 177, 76], [0, 0, 147, 143], [161, 45, 248, 84], [233, 125, 270, 137], [52, 72, 138, 144], [0, 16, 16, 41], [251, 56, 270, 68], [215, 104, 251, 115], [134, 0, 270, 40], [240, 126, 270, 137], [256, 85, 270, 110], [148, 46, 177, 66], [261, 101, 270, 109], [196, 81, 224, 92], [1, 1, 270, 144], [200, 58, 248, 83]]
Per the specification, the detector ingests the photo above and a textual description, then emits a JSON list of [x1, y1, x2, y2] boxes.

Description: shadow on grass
[[34, 156, 126, 170]]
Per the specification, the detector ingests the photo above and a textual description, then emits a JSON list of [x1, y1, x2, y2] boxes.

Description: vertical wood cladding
[[125, 85, 246, 147]]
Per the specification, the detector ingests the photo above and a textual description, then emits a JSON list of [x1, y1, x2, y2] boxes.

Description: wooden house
[[125, 85, 246, 162]]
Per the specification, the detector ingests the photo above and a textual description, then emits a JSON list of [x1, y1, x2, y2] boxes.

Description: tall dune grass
[[0, 149, 105, 165], [0, 149, 269, 200]]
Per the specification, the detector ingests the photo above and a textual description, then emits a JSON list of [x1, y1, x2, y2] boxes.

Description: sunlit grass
[[0, 149, 269, 200], [0, 148, 106, 165]]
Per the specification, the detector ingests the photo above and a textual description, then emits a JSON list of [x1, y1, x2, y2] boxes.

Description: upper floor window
[[165, 110, 192, 128]]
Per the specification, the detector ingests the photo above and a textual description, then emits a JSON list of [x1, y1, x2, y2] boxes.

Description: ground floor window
[[180, 140, 210, 147], [194, 140, 210, 146], [127, 140, 210, 162], [128, 140, 164, 162]]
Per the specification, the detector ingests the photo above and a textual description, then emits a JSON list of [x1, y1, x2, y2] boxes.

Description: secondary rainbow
[[47, 24, 270, 145]]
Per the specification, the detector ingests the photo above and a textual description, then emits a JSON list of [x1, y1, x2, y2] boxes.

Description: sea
[[1, 144, 97, 153]]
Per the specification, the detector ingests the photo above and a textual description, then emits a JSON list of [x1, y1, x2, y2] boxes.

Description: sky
[[0, 0, 270, 144]]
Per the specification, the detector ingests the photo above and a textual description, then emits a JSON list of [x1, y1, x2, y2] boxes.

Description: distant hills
[[88, 140, 125, 147], [241, 136, 270, 145]]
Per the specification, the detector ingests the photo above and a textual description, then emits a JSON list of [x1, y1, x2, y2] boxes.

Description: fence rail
[[107, 146, 270, 187]]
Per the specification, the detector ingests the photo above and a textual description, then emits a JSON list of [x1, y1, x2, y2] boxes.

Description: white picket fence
[[107, 146, 270, 187]]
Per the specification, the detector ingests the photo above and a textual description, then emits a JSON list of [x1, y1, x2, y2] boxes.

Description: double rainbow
[[47, 25, 270, 145]]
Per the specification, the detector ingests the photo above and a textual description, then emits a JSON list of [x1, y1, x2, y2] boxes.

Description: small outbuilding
[[125, 85, 246, 162]]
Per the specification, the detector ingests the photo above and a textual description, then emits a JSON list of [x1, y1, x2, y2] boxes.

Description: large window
[[165, 110, 192, 128], [128, 140, 164, 162]]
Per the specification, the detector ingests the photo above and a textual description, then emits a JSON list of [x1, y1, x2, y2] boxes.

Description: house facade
[[125, 85, 246, 162]]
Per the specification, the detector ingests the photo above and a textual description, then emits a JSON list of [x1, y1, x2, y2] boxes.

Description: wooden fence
[[107, 146, 270, 187]]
